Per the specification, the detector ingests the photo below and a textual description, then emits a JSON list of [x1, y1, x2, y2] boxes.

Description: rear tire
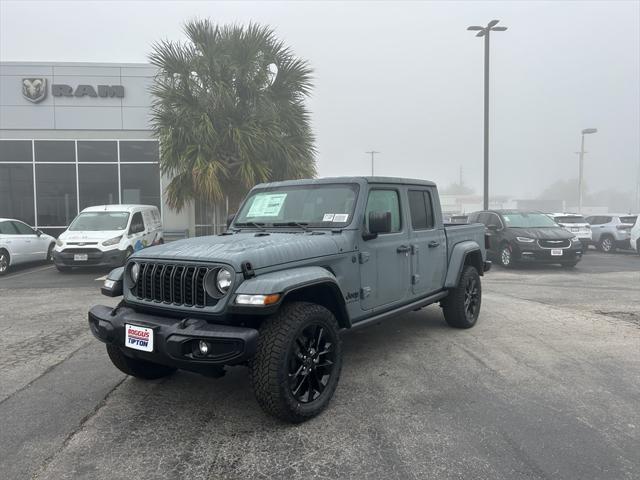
[[0, 250, 10, 276], [250, 302, 342, 423], [106, 344, 176, 379], [442, 265, 482, 329], [598, 236, 615, 253]]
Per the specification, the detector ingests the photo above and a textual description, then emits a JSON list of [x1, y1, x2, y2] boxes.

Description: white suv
[[631, 216, 640, 255], [549, 213, 592, 250]]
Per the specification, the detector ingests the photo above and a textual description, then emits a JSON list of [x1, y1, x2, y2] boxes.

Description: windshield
[[555, 216, 586, 224], [620, 216, 637, 225], [235, 184, 359, 227], [68, 212, 130, 231], [503, 212, 558, 228]]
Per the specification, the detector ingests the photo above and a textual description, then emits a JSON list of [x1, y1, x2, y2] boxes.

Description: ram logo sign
[[21, 80, 125, 103], [22, 78, 48, 103]]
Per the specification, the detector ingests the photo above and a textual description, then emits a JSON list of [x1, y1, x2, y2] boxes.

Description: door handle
[[396, 245, 411, 253], [428, 241, 440, 248]]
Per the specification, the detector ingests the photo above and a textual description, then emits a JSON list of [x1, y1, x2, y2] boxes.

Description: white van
[[53, 205, 163, 271]]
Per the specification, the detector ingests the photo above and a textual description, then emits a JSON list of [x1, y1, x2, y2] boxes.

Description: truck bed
[[443, 222, 487, 262]]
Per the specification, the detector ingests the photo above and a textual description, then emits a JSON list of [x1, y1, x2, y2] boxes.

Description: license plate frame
[[550, 249, 563, 256], [73, 253, 88, 261], [125, 324, 154, 352]]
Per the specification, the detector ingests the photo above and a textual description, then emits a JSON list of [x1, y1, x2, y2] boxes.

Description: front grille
[[60, 248, 102, 254], [67, 242, 98, 246], [134, 262, 211, 308], [538, 239, 570, 249]]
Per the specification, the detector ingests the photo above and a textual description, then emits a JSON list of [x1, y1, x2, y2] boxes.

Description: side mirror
[[36, 229, 43, 237], [487, 224, 499, 232], [365, 211, 392, 239], [226, 213, 236, 228]]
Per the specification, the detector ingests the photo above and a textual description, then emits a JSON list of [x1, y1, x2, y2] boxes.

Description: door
[[10, 221, 41, 261], [407, 189, 446, 296], [359, 188, 410, 310], [128, 212, 146, 251]]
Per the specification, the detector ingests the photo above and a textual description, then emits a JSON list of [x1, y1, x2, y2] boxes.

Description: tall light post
[[577, 128, 597, 213], [366, 150, 380, 176], [467, 19, 507, 210]]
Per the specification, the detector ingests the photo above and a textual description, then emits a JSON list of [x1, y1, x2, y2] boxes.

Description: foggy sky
[[1, 0, 638, 199]]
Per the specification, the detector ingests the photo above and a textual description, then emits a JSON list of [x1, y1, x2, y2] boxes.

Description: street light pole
[[365, 151, 380, 176], [577, 128, 597, 213], [467, 20, 507, 210]]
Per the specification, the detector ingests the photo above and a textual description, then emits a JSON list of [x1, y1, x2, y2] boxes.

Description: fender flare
[[444, 241, 483, 288], [234, 266, 350, 327]]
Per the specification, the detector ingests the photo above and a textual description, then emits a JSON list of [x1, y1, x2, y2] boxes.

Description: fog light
[[198, 340, 210, 355]]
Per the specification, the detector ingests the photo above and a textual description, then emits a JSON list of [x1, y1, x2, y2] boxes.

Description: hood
[[510, 227, 574, 240], [60, 230, 124, 242], [133, 232, 346, 271]]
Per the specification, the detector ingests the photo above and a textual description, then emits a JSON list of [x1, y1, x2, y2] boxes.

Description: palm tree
[[149, 19, 317, 212]]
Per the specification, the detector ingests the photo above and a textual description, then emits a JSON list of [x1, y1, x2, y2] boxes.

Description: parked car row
[[458, 209, 639, 268], [0, 205, 163, 276]]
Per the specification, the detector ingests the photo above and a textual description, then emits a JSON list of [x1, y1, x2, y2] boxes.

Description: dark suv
[[468, 210, 583, 268]]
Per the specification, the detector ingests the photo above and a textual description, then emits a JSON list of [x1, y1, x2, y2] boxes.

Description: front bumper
[[515, 245, 583, 264], [54, 248, 128, 267], [88, 305, 258, 372]]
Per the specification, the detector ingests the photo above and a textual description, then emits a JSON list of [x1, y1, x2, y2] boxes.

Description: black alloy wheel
[[463, 275, 480, 322], [288, 324, 336, 404]]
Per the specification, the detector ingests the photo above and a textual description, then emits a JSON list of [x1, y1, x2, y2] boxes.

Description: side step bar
[[350, 290, 449, 331]]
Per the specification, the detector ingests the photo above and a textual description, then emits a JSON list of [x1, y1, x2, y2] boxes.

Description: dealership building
[[0, 61, 217, 238]]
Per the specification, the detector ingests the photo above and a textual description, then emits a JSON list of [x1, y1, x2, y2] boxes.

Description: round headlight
[[130, 262, 140, 284], [216, 268, 233, 294]]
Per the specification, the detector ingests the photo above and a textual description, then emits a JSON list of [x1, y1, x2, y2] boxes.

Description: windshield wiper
[[234, 221, 266, 231], [273, 221, 310, 232]]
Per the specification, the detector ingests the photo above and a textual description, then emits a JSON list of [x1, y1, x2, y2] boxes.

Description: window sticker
[[247, 193, 287, 217], [333, 214, 349, 222], [322, 213, 335, 222]]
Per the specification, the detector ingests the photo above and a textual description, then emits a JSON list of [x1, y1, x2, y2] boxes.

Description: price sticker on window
[[247, 193, 287, 217]]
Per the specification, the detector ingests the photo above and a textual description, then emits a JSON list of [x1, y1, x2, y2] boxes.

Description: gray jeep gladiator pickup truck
[[89, 177, 490, 422]]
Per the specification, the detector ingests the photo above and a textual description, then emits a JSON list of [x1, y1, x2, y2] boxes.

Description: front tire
[[498, 243, 514, 268], [250, 302, 342, 423], [598, 236, 615, 253], [47, 243, 55, 261], [442, 265, 482, 329], [106, 344, 176, 379]]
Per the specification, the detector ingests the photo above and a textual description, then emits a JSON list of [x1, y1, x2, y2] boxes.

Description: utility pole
[[365, 151, 380, 176], [577, 128, 597, 213], [467, 20, 508, 210]]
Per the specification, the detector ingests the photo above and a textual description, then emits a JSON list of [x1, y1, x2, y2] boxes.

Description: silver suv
[[585, 214, 638, 253]]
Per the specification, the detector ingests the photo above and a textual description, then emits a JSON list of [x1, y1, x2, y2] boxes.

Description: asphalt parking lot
[[0, 250, 638, 480]]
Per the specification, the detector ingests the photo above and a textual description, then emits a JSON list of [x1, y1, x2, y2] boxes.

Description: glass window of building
[[120, 164, 160, 209], [77, 141, 117, 163], [0, 140, 32, 162], [36, 164, 77, 226], [119, 141, 159, 163], [34, 141, 75, 163], [79, 164, 119, 210], [0, 164, 35, 224]]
